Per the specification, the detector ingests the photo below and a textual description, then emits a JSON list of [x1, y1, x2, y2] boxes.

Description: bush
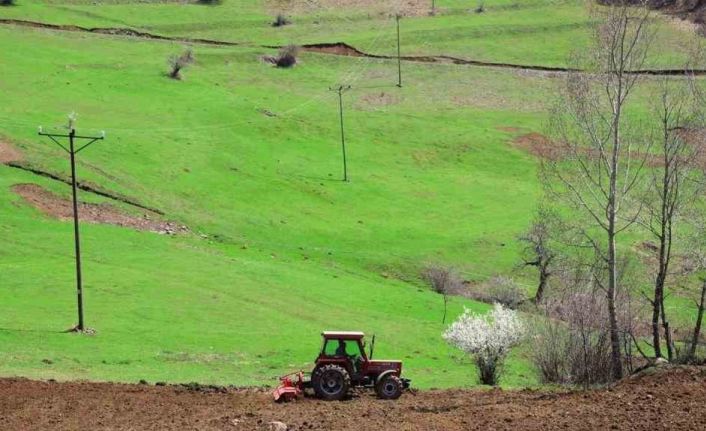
[[465, 276, 526, 309], [486, 276, 526, 308], [423, 265, 462, 295], [1, 0, 15, 5], [168, 48, 195, 80], [443, 304, 525, 385], [532, 291, 615, 387], [272, 13, 291, 27], [423, 265, 463, 324], [264, 45, 299, 68]]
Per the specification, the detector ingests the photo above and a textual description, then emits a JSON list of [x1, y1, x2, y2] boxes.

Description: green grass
[[0, 23, 547, 388], [0, 0, 702, 389], [1, 0, 696, 66]]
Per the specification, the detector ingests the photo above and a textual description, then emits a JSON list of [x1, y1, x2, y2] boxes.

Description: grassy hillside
[[0, 0, 701, 388], [0, 23, 546, 387], [1, 0, 695, 66]]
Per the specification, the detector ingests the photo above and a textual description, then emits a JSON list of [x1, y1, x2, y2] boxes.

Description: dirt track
[[1, 366, 705, 430]]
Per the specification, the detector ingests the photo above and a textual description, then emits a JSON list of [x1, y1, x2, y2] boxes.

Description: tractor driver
[[335, 340, 362, 374], [335, 339, 348, 357]]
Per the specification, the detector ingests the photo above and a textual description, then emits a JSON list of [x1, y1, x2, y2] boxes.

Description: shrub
[[272, 13, 291, 27], [1, 0, 15, 5], [443, 304, 525, 385], [264, 45, 299, 68], [168, 48, 195, 80], [532, 291, 615, 387], [486, 276, 525, 308], [464, 276, 527, 308], [423, 265, 463, 324]]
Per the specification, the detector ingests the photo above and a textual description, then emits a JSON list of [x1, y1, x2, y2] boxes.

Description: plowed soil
[[1, 366, 705, 430], [12, 183, 187, 234]]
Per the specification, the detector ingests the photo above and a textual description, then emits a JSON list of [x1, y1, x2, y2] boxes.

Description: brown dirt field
[[12, 183, 187, 235], [1, 366, 705, 430], [0, 141, 24, 164]]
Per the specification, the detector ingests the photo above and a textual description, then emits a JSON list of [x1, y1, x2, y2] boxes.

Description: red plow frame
[[272, 371, 307, 402]]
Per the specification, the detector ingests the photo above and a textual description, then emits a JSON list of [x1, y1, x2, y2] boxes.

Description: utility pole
[[38, 114, 105, 332], [396, 14, 402, 88], [329, 85, 351, 182]]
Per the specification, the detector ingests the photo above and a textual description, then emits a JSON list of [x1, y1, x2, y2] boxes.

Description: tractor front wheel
[[312, 364, 351, 401], [375, 374, 403, 400]]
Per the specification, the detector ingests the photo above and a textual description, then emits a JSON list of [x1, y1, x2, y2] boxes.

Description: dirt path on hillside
[[0, 141, 24, 164], [12, 183, 187, 234], [2, 18, 706, 77], [1, 366, 705, 430]]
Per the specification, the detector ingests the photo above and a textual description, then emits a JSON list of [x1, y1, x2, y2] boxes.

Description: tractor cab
[[317, 331, 368, 376]]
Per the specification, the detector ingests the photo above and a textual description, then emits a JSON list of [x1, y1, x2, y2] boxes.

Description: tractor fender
[[375, 369, 399, 383]]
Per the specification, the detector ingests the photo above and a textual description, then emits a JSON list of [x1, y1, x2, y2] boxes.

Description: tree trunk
[[608, 231, 623, 380], [688, 280, 706, 360], [652, 271, 665, 358], [442, 295, 448, 325], [535, 264, 549, 304], [660, 297, 674, 361], [651, 293, 662, 358]]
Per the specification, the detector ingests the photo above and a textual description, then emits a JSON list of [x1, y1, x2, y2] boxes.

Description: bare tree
[[519, 206, 558, 304], [681, 214, 706, 361], [544, 3, 653, 380], [687, 279, 706, 360], [423, 265, 462, 324], [168, 48, 195, 80], [640, 75, 703, 361]]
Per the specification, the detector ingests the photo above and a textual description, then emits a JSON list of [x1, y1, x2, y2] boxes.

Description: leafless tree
[[687, 280, 706, 360], [519, 206, 558, 304], [639, 74, 703, 361], [168, 48, 195, 80], [543, 3, 653, 380], [681, 215, 706, 362], [423, 265, 462, 324]]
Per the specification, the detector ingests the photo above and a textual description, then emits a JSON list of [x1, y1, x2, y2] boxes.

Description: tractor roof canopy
[[322, 331, 364, 340]]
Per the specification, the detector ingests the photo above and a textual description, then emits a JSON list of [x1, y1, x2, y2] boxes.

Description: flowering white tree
[[443, 304, 525, 385]]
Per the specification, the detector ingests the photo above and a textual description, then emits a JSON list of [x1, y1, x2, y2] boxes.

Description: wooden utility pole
[[39, 114, 105, 332], [396, 14, 402, 88], [329, 86, 351, 181]]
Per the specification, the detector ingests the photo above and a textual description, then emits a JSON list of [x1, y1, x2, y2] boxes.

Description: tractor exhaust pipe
[[369, 335, 376, 359]]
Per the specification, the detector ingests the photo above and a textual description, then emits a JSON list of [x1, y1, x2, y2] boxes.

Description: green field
[[0, 0, 701, 388]]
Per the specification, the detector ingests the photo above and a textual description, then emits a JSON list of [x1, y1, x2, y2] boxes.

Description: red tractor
[[273, 331, 411, 401]]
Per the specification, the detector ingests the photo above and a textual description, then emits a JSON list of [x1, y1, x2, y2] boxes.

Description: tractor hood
[[367, 359, 403, 374]]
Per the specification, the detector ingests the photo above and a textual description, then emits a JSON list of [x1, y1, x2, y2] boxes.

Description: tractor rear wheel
[[375, 374, 403, 400], [312, 364, 351, 401]]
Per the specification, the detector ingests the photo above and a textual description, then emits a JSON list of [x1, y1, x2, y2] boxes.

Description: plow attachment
[[273, 371, 309, 402]]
